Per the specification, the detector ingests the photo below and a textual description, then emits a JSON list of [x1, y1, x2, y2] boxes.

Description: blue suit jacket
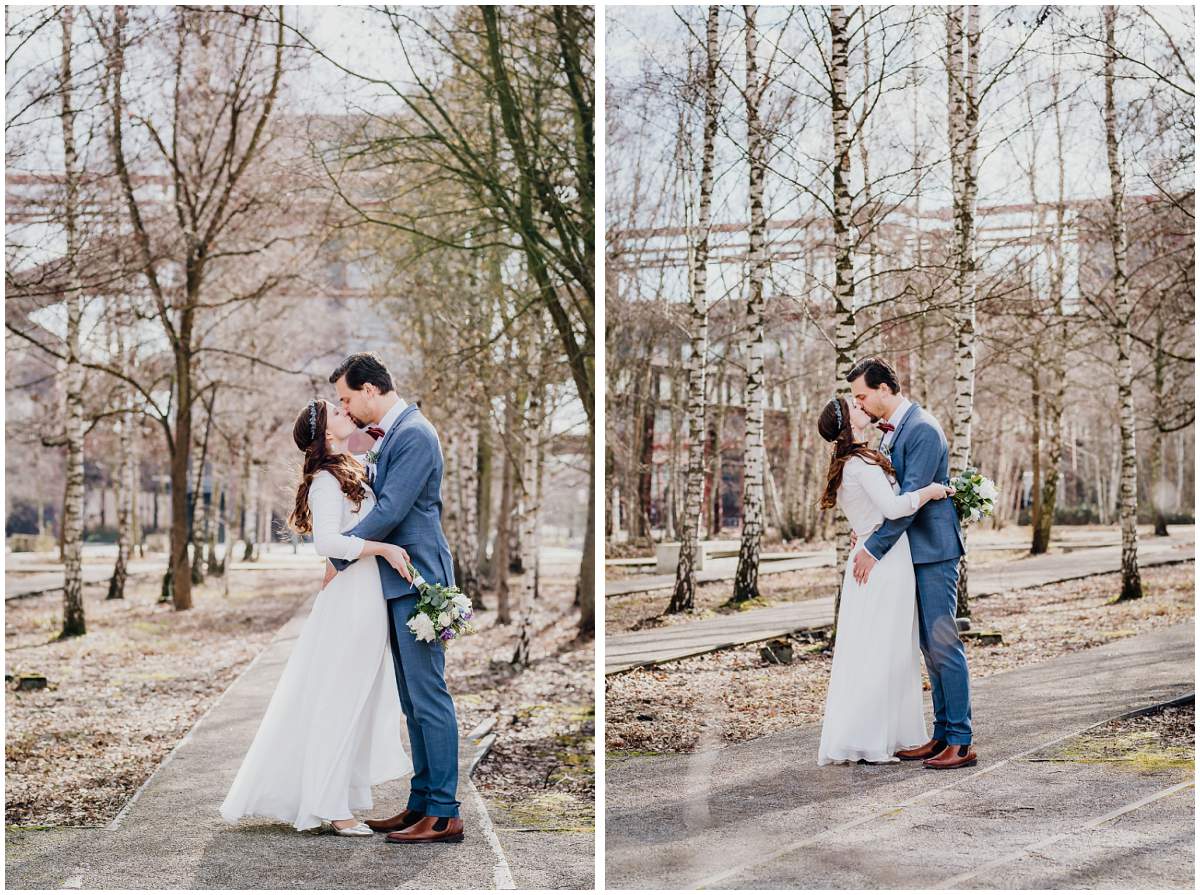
[[863, 402, 965, 565], [330, 403, 456, 599]]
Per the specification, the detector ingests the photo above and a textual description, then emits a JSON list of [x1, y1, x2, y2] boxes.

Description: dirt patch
[[606, 562, 1194, 755], [448, 574, 595, 833], [1031, 701, 1194, 773], [5, 569, 316, 827]]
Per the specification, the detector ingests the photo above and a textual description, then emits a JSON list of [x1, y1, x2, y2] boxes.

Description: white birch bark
[[59, 7, 86, 636], [827, 5, 856, 630], [1104, 4, 1142, 601], [671, 5, 718, 614], [733, 4, 766, 603], [511, 392, 542, 666]]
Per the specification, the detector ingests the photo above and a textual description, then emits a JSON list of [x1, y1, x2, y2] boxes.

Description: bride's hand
[[928, 484, 955, 501], [383, 546, 414, 583]]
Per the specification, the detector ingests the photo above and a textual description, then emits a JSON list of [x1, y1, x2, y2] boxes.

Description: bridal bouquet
[[405, 563, 476, 646], [950, 467, 998, 524]]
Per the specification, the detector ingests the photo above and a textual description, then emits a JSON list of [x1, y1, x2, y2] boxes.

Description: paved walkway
[[606, 535, 1194, 674], [605, 528, 1194, 598], [606, 554, 827, 598], [606, 622, 1195, 889], [4, 588, 592, 890]]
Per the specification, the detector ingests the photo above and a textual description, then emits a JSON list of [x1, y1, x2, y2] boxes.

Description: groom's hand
[[852, 549, 877, 585], [322, 560, 337, 589]]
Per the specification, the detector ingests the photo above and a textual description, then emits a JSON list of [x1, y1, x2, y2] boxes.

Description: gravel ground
[[606, 562, 1195, 754]]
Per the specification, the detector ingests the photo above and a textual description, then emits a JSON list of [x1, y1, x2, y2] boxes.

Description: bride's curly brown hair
[[287, 400, 367, 535], [817, 396, 895, 510]]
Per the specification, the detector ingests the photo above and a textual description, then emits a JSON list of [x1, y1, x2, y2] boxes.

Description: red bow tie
[[366, 426, 385, 440], [877, 421, 895, 433]]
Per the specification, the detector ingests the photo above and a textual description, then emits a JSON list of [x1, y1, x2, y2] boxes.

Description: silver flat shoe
[[324, 820, 374, 837]]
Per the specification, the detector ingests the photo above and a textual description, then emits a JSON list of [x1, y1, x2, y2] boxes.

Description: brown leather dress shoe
[[894, 738, 945, 761], [923, 743, 977, 770], [385, 815, 465, 844], [364, 809, 424, 833]]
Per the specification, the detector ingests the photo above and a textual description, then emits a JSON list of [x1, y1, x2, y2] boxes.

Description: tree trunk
[[107, 416, 134, 600], [1104, 5, 1142, 602], [1029, 358, 1044, 552], [511, 392, 541, 667], [826, 4, 856, 633], [733, 5, 767, 605], [578, 431, 595, 637], [495, 393, 516, 625], [242, 453, 259, 563], [475, 415, 494, 597], [670, 5, 717, 615], [206, 475, 222, 576], [1032, 70, 1068, 556], [1150, 319, 1169, 536], [947, 5, 980, 618], [59, 7, 86, 637]]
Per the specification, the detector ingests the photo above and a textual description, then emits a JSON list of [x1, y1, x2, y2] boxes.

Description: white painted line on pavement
[[467, 779, 516, 889], [935, 779, 1195, 888], [693, 688, 1195, 889]]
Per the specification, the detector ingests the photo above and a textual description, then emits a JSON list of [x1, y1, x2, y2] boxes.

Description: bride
[[220, 399, 415, 835], [815, 395, 954, 766]]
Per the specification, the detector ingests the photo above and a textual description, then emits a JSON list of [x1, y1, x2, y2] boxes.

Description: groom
[[847, 356, 977, 770], [325, 352, 464, 842]]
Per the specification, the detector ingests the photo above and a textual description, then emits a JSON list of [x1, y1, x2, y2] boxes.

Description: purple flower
[[461, 609, 474, 621], [439, 628, 455, 641]]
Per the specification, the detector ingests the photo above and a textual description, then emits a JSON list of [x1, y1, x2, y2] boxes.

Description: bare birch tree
[[57, 7, 86, 637], [733, 4, 767, 604], [947, 5, 981, 617], [1103, 4, 1143, 602], [670, 6, 718, 614]]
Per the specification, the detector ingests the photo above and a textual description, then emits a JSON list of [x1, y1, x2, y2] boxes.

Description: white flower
[[408, 612, 436, 642], [451, 594, 472, 612], [978, 479, 999, 501], [969, 507, 982, 522], [437, 611, 453, 629]]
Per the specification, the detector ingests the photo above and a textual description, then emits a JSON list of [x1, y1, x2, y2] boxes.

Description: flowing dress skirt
[[220, 557, 412, 829], [817, 533, 928, 765]]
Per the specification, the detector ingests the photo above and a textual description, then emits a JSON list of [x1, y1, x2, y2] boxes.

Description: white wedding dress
[[219, 471, 412, 830], [817, 456, 928, 765]]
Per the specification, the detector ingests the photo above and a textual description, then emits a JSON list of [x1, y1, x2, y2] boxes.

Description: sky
[[605, 4, 1195, 232]]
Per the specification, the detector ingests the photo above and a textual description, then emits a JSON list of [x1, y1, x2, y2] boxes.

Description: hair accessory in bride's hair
[[832, 396, 843, 431], [308, 400, 318, 441]]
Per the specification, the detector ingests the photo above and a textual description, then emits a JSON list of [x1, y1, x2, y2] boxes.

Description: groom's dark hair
[[330, 352, 394, 394], [847, 356, 900, 394]]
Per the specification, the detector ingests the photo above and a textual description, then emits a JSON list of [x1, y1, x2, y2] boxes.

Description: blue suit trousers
[[387, 596, 460, 817], [914, 558, 973, 744]]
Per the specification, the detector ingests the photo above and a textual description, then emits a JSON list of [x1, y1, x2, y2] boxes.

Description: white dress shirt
[[363, 397, 408, 482], [374, 397, 408, 439], [880, 396, 912, 452]]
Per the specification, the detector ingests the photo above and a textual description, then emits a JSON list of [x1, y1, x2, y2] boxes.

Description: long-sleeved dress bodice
[[309, 471, 375, 560], [837, 456, 921, 536]]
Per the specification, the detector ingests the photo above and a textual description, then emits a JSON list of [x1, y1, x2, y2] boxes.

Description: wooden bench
[[654, 538, 742, 574]]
